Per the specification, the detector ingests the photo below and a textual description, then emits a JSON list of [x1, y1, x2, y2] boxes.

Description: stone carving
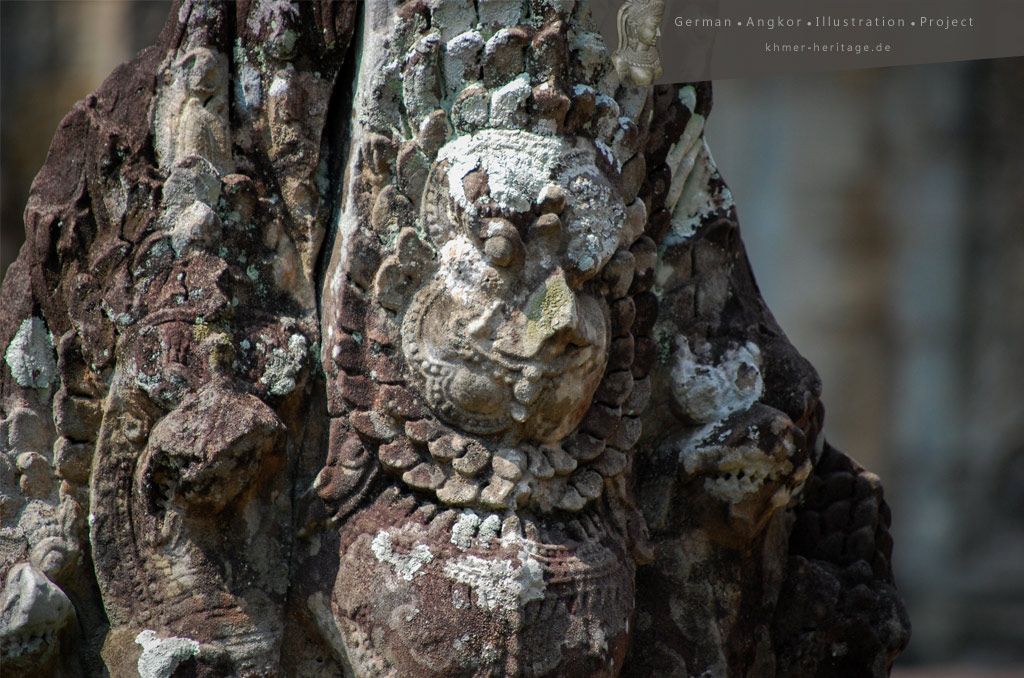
[[0, 563, 75, 674], [612, 0, 666, 85], [0, 1, 908, 676]]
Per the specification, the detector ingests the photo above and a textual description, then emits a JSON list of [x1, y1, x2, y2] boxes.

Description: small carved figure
[[613, 0, 666, 85]]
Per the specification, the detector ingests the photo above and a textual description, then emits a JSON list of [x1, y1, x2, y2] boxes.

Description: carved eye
[[480, 217, 522, 267], [484, 234, 516, 267]]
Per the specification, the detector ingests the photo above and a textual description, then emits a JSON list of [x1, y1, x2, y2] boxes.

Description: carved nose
[[567, 294, 603, 347], [522, 269, 585, 356]]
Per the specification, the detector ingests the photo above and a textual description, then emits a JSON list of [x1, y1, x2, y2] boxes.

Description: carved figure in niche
[[175, 50, 232, 174], [155, 47, 233, 176], [613, 0, 666, 85]]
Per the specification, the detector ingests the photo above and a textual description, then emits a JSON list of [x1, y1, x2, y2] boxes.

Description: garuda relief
[[0, 1, 908, 677]]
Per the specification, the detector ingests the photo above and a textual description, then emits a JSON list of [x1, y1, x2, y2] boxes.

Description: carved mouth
[[471, 337, 603, 392], [674, 410, 811, 512], [403, 281, 609, 440], [422, 346, 605, 439], [699, 449, 793, 499]]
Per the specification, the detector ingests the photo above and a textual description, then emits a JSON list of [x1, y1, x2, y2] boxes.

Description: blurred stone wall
[[958, 59, 1024, 664], [1, 1, 1022, 668]]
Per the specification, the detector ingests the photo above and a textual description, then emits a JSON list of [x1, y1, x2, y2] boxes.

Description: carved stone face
[[402, 130, 626, 444], [622, 0, 665, 50], [637, 15, 661, 47]]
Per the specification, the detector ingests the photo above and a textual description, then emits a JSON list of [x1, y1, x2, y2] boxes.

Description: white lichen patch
[[451, 510, 482, 551], [571, 31, 610, 83], [370, 531, 434, 581], [477, 0, 521, 26], [443, 30, 485, 94], [128, 358, 164, 400], [268, 73, 290, 98], [451, 511, 503, 551], [427, 0, 478, 43], [489, 73, 532, 127], [558, 166, 625, 275], [572, 83, 596, 99], [532, 114, 559, 136], [452, 586, 468, 610], [477, 514, 501, 549], [260, 333, 307, 396], [480, 642, 501, 665], [666, 140, 734, 244], [671, 339, 763, 424], [442, 551, 545, 612], [663, 111, 706, 214], [437, 129, 582, 216], [135, 630, 200, 678], [438, 235, 496, 305], [5, 317, 57, 389], [436, 129, 625, 277]]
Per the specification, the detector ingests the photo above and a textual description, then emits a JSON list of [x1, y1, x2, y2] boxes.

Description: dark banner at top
[[588, 0, 1023, 82]]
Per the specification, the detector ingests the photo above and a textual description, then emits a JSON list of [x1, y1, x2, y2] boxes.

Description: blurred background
[[0, 0, 170, 275], [707, 62, 1024, 674], [2, 2, 1022, 674]]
